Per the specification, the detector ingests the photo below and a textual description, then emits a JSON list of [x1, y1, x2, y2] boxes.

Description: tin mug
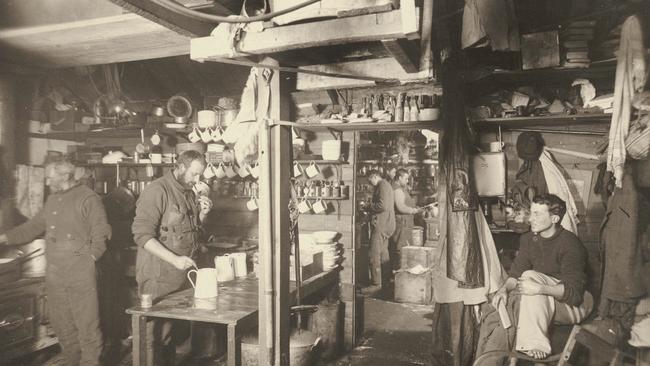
[[246, 197, 258, 211], [188, 127, 201, 143], [211, 126, 224, 142], [203, 163, 216, 179], [201, 128, 213, 143], [312, 199, 327, 214], [293, 162, 304, 177], [305, 161, 321, 178], [249, 163, 260, 179], [224, 164, 237, 178], [297, 199, 312, 214], [214, 163, 226, 179], [238, 163, 251, 178]]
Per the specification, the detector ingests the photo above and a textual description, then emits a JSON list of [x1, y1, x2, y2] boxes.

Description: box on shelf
[[521, 31, 560, 70], [394, 270, 432, 304], [49, 110, 86, 132]]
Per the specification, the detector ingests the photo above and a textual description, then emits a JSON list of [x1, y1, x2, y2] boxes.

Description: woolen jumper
[[509, 227, 588, 307]]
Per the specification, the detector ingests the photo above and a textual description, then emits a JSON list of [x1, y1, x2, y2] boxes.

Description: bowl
[[419, 108, 440, 121], [312, 231, 338, 243]]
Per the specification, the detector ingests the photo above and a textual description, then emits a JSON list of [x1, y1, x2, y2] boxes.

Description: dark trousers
[[389, 215, 413, 271], [46, 255, 103, 366], [369, 228, 391, 288]]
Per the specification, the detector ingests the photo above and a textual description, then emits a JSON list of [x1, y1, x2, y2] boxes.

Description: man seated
[[491, 194, 593, 359]]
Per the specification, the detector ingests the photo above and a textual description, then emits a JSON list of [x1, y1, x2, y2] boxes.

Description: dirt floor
[[10, 295, 433, 366]]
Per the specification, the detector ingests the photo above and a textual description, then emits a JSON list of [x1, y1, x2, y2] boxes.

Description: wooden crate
[[400, 246, 436, 269], [394, 270, 432, 304]]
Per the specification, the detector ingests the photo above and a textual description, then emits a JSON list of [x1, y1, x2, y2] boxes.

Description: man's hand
[[491, 287, 508, 308], [173, 255, 196, 270], [517, 277, 544, 296], [198, 196, 213, 221]]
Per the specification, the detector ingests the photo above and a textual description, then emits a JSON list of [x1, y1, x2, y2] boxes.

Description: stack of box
[[560, 21, 596, 68]]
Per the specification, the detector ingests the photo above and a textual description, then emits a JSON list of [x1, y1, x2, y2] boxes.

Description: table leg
[[227, 323, 241, 366], [131, 315, 148, 366]]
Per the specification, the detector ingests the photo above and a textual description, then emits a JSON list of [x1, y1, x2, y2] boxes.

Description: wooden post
[[419, 0, 434, 74], [267, 57, 292, 366], [0, 74, 16, 231], [258, 76, 275, 365]]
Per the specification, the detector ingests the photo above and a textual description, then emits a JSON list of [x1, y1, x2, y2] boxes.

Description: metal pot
[[152, 106, 165, 117]]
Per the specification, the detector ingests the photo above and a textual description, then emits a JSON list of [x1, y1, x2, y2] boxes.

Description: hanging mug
[[203, 163, 216, 179], [293, 162, 304, 177], [201, 128, 213, 143], [305, 161, 321, 178], [297, 198, 312, 214], [224, 164, 237, 178], [249, 162, 260, 179], [211, 126, 224, 142], [188, 127, 201, 143], [246, 197, 258, 211], [238, 163, 251, 178], [214, 162, 226, 179], [312, 198, 327, 214]]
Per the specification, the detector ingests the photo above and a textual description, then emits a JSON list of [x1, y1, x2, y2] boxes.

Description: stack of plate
[[318, 242, 342, 270]]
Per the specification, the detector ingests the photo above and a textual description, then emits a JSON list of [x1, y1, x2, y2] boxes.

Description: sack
[[625, 114, 650, 159]]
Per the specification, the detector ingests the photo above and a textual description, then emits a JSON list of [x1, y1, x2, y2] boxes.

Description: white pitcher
[[187, 268, 218, 298], [231, 252, 248, 278], [214, 255, 235, 282]]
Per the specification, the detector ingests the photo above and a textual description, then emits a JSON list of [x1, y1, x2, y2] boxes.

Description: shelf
[[28, 126, 188, 141], [292, 120, 442, 132], [294, 160, 348, 165], [463, 63, 615, 85], [79, 163, 175, 168], [473, 113, 611, 128]]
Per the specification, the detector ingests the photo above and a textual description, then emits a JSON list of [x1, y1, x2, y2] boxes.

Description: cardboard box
[[394, 270, 432, 304], [521, 31, 560, 70]]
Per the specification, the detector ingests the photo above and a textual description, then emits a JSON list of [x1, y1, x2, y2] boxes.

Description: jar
[[341, 183, 350, 198], [332, 185, 341, 198], [322, 184, 332, 198], [411, 226, 424, 247]]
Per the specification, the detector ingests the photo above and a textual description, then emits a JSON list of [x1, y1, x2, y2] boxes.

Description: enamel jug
[[214, 255, 235, 282], [187, 268, 218, 298]]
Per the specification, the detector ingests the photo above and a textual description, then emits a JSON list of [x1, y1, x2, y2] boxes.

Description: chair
[[557, 324, 637, 366]]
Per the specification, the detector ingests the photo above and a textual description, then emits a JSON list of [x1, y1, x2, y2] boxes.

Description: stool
[[558, 325, 637, 366]]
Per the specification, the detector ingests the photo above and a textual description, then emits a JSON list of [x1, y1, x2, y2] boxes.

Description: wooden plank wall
[[479, 129, 606, 294]]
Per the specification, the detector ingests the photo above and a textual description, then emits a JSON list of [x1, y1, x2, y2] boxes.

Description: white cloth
[[539, 149, 579, 234], [461, 0, 519, 51], [607, 15, 647, 188], [515, 270, 592, 354], [14, 165, 45, 219]]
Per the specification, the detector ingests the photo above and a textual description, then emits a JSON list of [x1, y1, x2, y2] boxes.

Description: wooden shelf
[[294, 160, 348, 164], [473, 113, 611, 128], [463, 63, 616, 85], [293, 120, 442, 132], [79, 163, 175, 168], [28, 126, 188, 141]]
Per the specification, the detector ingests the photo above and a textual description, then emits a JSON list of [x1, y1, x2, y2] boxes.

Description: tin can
[[140, 294, 153, 308]]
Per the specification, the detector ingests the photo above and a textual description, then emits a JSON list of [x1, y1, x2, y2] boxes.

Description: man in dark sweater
[[364, 170, 396, 292], [491, 194, 592, 359], [0, 160, 111, 366]]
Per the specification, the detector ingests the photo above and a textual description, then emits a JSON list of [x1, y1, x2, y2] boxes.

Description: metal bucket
[[411, 226, 424, 247], [241, 331, 320, 366], [311, 301, 344, 360]]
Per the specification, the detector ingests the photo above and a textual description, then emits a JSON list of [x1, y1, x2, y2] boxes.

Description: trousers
[[46, 255, 103, 366], [515, 270, 593, 354], [369, 228, 391, 288]]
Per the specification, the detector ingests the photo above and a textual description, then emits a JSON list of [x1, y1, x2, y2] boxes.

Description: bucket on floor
[[311, 301, 344, 360], [241, 331, 320, 366], [21, 239, 46, 277]]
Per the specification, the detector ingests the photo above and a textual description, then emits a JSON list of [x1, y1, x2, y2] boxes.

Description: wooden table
[[126, 270, 338, 366]]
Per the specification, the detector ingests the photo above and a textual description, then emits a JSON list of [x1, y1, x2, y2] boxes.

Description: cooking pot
[[214, 108, 239, 127]]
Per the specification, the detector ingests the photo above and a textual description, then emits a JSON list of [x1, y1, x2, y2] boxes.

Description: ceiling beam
[[381, 38, 420, 73], [107, 0, 223, 37]]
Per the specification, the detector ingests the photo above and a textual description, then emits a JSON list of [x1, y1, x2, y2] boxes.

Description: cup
[[312, 198, 327, 214], [203, 163, 216, 179], [305, 161, 321, 178], [193, 180, 211, 196], [489, 141, 505, 152], [293, 162, 304, 177], [224, 164, 237, 178], [246, 197, 258, 211], [238, 163, 251, 178], [211, 126, 224, 142], [201, 128, 213, 143], [250, 163, 260, 179], [214, 163, 226, 179], [297, 199, 312, 214], [188, 128, 201, 143]]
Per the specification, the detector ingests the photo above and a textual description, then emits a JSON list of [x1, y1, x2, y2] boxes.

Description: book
[[566, 58, 591, 63], [562, 61, 590, 68]]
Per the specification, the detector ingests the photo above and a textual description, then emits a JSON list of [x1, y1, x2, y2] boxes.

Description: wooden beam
[[191, 8, 420, 60], [0, 14, 190, 67], [381, 38, 420, 73], [296, 57, 431, 90], [107, 0, 218, 37]]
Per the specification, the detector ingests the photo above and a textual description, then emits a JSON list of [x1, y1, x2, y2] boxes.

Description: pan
[[104, 164, 136, 217]]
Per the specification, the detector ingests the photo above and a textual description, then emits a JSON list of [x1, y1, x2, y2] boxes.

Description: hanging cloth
[[607, 15, 647, 188], [15, 165, 45, 219], [538, 149, 579, 234], [461, 0, 520, 51]]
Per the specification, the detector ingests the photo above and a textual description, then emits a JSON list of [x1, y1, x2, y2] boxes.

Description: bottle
[[410, 95, 419, 121], [395, 93, 405, 122]]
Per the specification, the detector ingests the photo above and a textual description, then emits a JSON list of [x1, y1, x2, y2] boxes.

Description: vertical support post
[[419, 0, 434, 74], [0, 75, 16, 231], [266, 57, 292, 366], [258, 76, 275, 365]]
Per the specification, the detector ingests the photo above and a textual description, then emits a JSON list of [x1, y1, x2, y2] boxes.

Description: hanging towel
[[607, 15, 647, 188], [538, 149, 579, 234]]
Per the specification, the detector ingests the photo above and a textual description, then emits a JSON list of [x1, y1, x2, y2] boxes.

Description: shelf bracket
[[326, 127, 343, 140]]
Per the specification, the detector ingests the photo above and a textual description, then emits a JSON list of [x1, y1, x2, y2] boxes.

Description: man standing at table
[[131, 150, 212, 363], [364, 170, 396, 293], [0, 160, 111, 366]]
